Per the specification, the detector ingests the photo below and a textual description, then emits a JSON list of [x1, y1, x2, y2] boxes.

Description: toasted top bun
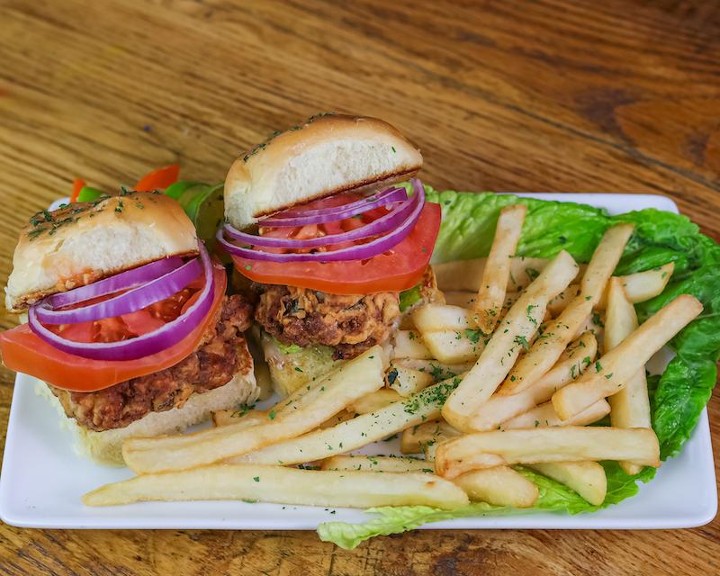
[[6, 192, 198, 312], [224, 114, 423, 229]]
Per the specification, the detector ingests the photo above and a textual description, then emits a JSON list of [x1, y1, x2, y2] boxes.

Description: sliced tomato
[[134, 164, 180, 192], [233, 202, 441, 294], [0, 266, 226, 392], [45, 286, 197, 344], [120, 310, 166, 336]]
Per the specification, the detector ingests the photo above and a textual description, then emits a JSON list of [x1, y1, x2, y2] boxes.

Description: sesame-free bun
[[38, 347, 259, 466], [5, 192, 198, 312], [224, 114, 423, 229]]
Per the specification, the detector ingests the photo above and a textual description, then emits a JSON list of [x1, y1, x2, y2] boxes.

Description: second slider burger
[[217, 114, 442, 394]]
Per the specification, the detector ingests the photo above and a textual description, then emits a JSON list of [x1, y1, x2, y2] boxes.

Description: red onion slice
[[261, 186, 407, 227], [48, 256, 185, 309], [35, 257, 202, 324], [28, 243, 217, 361], [223, 195, 415, 249], [217, 180, 425, 263]]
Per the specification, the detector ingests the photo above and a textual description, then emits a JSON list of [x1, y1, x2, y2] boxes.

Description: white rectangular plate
[[1, 193, 716, 530]]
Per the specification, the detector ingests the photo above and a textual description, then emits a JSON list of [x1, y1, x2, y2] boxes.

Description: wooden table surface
[[1, 1, 718, 574]]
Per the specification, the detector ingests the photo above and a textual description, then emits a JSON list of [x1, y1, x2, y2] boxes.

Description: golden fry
[[472, 205, 527, 333], [552, 295, 702, 420], [435, 427, 660, 479]]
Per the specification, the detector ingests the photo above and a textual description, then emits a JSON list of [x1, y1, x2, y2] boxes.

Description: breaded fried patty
[[50, 295, 254, 431], [253, 284, 401, 359]]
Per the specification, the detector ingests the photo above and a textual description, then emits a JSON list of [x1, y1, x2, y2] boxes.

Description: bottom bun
[[38, 371, 259, 466], [259, 332, 343, 398]]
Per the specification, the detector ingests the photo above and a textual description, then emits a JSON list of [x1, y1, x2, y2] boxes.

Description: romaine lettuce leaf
[[318, 187, 719, 548]]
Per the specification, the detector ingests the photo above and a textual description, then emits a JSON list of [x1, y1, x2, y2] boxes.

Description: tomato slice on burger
[[0, 266, 226, 392], [233, 201, 441, 294]]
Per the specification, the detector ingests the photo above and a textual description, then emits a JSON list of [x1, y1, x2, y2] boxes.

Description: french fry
[[401, 420, 461, 454], [212, 408, 271, 428], [547, 284, 580, 316], [423, 434, 454, 463], [472, 205, 527, 333], [214, 408, 355, 431], [442, 250, 580, 431], [499, 297, 593, 395], [469, 332, 597, 431], [122, 347, 386, 474], [502, 399, 610, 429], [349, 389, 403, 414], [320, 455, 433, 473], [318, 410, 357, 429], [420, 330, 486, 364], [552, 294, 702, 420], [231, 376, 463, 466], [392, 358, 475, 381], [580, 224, 634, 305], [413, 304, 476, 332], [83, 464, 469, 510], [434, 427, 660, 479], [605, 278, 651, 475], [411, 304, 487, 363], [500, 224, 633, 395], [620, 262, 675, 303], [386, 363, 435, 397], [443, 290, 522, 313], [453, 467, 539, 507], [597, 262, 675, 309], [529, 462, 607, 506], [393, 330, 433, 359], [577, 310, 605, 342], [434, 256, 550, 292]]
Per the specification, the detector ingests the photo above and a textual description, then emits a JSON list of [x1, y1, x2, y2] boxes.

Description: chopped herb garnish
[[526, 304, 538, 325], [513, 335, 530, 350], [464, 329, 482, 344]]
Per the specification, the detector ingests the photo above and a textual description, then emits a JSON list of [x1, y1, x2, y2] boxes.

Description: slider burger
[[0, 192, 258, 464], [216, 113, 442, 394]]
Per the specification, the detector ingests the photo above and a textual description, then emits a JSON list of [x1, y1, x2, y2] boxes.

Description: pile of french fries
[[84, 205, 701, 514]]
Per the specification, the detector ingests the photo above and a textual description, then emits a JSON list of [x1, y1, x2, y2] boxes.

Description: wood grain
[[0, 0, 718, 574]]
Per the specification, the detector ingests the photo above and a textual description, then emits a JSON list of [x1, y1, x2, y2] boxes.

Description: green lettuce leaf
[[318, 504, 499, 550], [318, 187, 719, 548], [399, 284, 423, 312]]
